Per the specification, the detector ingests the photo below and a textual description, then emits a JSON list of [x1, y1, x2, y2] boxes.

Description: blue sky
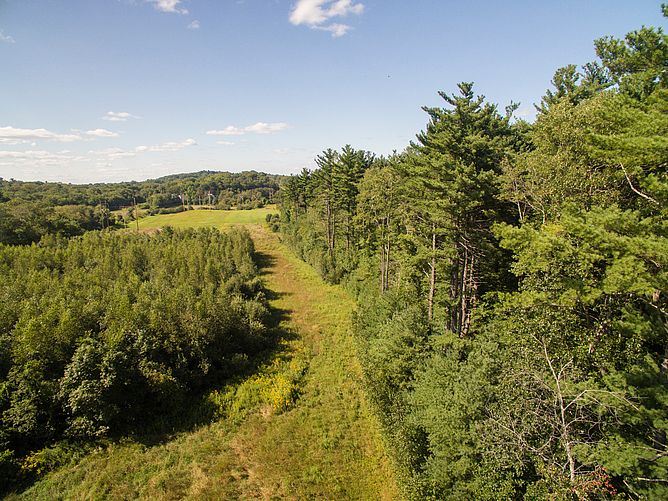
[[0, 0, 665, 183]]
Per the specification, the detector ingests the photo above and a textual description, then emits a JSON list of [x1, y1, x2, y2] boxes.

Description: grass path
[[15, 213, 398, 500], [222, 224, 398, 499]]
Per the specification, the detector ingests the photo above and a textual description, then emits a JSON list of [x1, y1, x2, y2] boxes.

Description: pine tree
[[355, 157, 405, 292], [404, 82, 517, 334]]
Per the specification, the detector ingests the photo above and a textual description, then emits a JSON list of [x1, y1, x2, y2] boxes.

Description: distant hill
[[0, 170, 286, 210], [0, 170, 286, 244]]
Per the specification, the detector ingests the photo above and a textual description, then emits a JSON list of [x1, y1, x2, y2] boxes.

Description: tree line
[[0, 170, 283, 245], [280, 8, 667, 499]]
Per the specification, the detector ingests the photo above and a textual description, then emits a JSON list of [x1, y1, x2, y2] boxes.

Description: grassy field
[[12, 220, 399, 500], [136, 207, 276, 230]]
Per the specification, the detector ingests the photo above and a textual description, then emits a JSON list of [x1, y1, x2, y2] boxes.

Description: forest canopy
[[279, 7, 668, 499], [0, 228, 269, 490]]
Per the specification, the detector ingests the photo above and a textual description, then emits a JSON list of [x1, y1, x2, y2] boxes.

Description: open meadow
[[137, 206, 277, 230]]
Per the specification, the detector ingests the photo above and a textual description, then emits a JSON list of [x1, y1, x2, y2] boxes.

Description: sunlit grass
[[136, 206, 276, 230], [13, 220, 399, 501]]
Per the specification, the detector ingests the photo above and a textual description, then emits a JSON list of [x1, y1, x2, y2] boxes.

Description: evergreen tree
[[355, 157, 405, 292], [404, 82, 517, 334]]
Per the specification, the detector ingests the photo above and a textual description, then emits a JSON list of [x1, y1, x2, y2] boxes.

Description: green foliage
[[1, 6, 666, 499], [0, 228, 268, 493], [208, 353, 308, 422], [278, 7, 668, 498], [594, 22, 668, 99], [11, 225, 398, 500], [402, 81, 522, 332], [280, 145, 374, 283], [537, 63, 610, 112], [265, 212, 281, 232], [0, 170, 283, 244]]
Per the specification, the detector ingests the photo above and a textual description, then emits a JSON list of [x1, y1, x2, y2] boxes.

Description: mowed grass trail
[[227, 224, 399, 499], [16, 210, 399, 500]]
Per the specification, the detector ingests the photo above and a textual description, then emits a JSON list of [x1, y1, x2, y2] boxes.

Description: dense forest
[[0, 170, 283, 245], [280, 9, 668, 499], [0, 228, 269, 491]]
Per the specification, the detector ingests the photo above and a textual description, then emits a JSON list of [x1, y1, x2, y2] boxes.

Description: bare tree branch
[[621, 163, 659, 205]]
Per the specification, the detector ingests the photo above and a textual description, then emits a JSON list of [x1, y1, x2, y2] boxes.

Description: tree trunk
[[326, 201, 334, 258], [379, 237, 386, 292], [427, 227, 436, 322], [461, 253, 477, 337], [448, 258, 459, 333], [385, 238, 391, 292]]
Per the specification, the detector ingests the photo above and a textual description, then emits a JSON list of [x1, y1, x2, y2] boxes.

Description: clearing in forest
[[136, 206, 276, 229], [17, 209, 398, 500]]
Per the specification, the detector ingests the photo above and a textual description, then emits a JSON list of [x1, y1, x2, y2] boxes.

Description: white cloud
[[101, 111, 140, 122], [206, 122, 289, 136], [314, 23, 350, 37], [135, 138, 196, 152], [216, 140, 235, 146], [514, 107, 534, 119], [0, 31, 15, 44], [147, 0, 188, 14], [89, 138, 196, 160], [187, 20, 200, 30], [0, 126, 82, 144], [89, 147, 136, 159], [0, 150, 86, 165], [86, 128, 119, 138], [245, 122, 290, 134], [328, 0, 364, 16], [207, 126, 245, 136], [289, 0, 364, 37]]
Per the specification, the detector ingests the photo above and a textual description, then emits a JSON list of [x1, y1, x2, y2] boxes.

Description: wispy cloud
[[102, 111, 140, 122], [90, 138, 196, 160], [207, 126, 245, 137], [206, 122, 289, 136], [136, 138, 196, 152], [89, 147, 136, 159], [0, 150, 86, 165], [147, 0, 188, 15], [0, 30, 15, 44], [216, 140, 235, 146], [187, 20, 200, 30], [289, 0, 364, 37], [0, 126, 83, 144], [86, 129, 119, 138], [314, 23, 350, 37], [514, 107, 534, 119], [245, 122, 290, 134]]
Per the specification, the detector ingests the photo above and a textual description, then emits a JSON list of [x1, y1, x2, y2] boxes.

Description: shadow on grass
[[6, 233, 303, 496], [254, 249, 278, 277], [125, 267, 298, 448]]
